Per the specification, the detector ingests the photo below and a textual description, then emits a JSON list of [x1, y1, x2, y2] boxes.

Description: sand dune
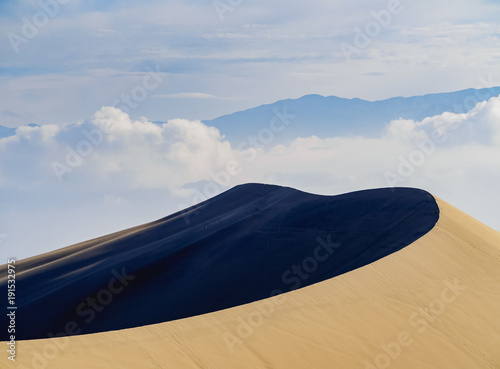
[[0, 184, 438, 340], [3, 186, 500, 368]]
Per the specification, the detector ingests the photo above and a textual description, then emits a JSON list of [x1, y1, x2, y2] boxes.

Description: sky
[[1, 0, 500, 126], [1, 0, 500, 260]]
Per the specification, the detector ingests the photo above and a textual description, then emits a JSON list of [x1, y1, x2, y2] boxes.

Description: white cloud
[[1, 96, 500, 261]]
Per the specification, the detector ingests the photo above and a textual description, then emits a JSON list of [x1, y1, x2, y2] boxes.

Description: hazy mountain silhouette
[[204, 87, 500, 142]]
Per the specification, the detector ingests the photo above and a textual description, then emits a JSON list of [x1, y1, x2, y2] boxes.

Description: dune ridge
[[1, 184, 438, 341]]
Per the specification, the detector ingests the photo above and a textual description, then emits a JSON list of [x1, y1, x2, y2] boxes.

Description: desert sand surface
[[4, 188, 500, 369]]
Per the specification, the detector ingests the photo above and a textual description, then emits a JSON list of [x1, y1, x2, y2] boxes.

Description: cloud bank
[[1, 96, 499, 260]]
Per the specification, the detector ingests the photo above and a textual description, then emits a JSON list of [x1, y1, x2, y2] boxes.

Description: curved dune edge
[[10, 197, 500, 369], [2, 185, 440, 340]]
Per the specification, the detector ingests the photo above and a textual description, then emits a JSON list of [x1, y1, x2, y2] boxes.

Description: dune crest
[[4, 188, 500, 369], [1, 184, 438, 340]]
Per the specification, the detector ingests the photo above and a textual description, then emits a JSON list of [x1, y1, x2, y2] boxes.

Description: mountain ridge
[[204, 86, 500, 142], [2, 87, 499, 141]]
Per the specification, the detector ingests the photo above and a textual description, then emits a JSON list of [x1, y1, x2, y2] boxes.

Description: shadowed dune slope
[[7, 197, 500, 369], [0, 184, 439, 340]]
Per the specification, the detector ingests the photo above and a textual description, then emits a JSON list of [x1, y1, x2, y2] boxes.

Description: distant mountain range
[[2, 87, 500, 142], [204, 86, 500, 142]]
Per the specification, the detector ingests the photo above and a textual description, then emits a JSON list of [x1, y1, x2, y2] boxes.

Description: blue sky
[[1, 0, 500, 126]]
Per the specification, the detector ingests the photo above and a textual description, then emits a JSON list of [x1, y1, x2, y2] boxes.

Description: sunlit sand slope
[[10, 197, 500, 369]]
